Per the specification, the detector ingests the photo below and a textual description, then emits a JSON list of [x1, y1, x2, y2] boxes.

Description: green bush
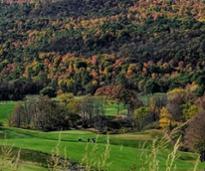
[[40, 86, 56, 97], [134, 107, 151, 130]]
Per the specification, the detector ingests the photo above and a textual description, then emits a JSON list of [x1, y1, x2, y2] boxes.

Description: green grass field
[[104, 101, 127, 116], [1, 127, 203, 171], [18, 162, 47, 171], [76, 96, 128, 116], [0, 101, 205, 171], [0, 102, 15, 125]]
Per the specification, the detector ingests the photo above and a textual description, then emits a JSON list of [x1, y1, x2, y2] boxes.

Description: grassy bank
[[0, 101, 205, 170], [0, 127, 204, 171]]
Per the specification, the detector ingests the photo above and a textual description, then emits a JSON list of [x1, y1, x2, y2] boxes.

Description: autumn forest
[[0, 0, 205, 171]]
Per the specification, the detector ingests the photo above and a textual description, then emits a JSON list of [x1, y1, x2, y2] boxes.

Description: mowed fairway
[[104, 101, 127, 116], [0, 127, 204, 171], [74, 96, 128, 116], [0, 102, 205, 171]]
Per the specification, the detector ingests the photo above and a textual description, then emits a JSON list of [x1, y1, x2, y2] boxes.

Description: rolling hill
[[0, 0, 204, 100]]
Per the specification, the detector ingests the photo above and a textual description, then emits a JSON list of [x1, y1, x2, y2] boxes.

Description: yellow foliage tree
[[159, 107, 172, 129], [57, 93, 74, 104]]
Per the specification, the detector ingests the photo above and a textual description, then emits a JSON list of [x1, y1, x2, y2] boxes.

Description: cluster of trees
[[117, 82, 202, 131], [0, 0, 204, 99], [10, 95, 130, 131], [10, 81, 203, 132], [2, 0, 135, 18], [131, 0, 205, 22], [11, 83, 158, 133], [94, 81, 205, 134], [0, 79, 43, 100], [9, 96, 80, 131], [31, 0, 135, 18]]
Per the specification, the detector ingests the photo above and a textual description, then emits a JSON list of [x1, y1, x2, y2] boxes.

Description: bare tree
[[184, 110, 205, 161], [10, 96, 80, 131]]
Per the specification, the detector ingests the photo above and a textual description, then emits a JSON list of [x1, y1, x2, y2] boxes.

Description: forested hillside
[[0, 0, 205, 99]]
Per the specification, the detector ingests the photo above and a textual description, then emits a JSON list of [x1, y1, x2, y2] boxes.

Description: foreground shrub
[[0, 142, 21, 171]]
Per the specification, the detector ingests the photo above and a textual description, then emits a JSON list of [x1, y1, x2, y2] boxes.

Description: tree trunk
[[117, 102, 120, 115], [127, 105, 132, 119], [200, 151, 205, 162]]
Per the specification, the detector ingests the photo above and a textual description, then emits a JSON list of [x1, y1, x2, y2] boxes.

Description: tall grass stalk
[[0, 141, 21, 171], [147, 139, 159, 171], [48, 132, 70, 171], [96, 137, 110, 171], [193, 155, 200, 171], [165, 137, 181, 171], [81, 136, 111, 171], [134, 136, 201, 171]]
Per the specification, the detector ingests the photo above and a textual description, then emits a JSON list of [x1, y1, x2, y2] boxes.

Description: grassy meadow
[[0, 101, 205, 171], [0, 102, 15, 125], [1, 127, 204, 171]]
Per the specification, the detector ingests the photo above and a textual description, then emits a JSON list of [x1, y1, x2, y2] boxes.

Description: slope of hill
[[0, 0, 205, 99]]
